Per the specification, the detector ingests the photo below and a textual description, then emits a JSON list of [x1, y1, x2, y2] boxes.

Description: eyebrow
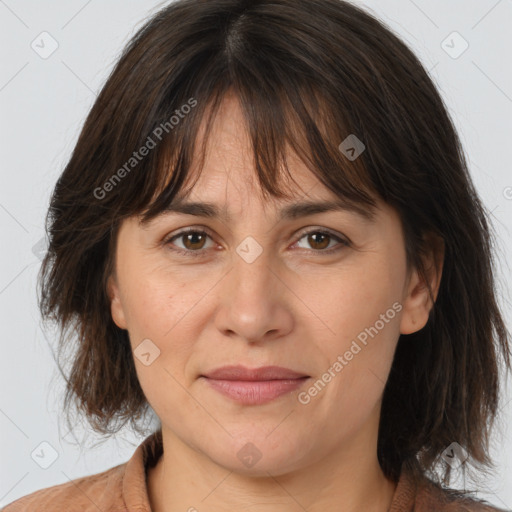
[[141, 197, 377, 226]]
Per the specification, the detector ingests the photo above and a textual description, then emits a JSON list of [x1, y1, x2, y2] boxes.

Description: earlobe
[[399, 234, 444, 335], [107, 275, 128, 330]]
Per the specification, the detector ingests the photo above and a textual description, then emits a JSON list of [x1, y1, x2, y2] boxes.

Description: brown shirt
[[2, 430, 508, 511]]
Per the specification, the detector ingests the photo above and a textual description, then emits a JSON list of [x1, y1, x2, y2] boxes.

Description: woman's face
[[107, 94, 438, 476]]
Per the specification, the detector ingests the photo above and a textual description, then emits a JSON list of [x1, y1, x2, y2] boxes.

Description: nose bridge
[[214, 236, 292, 342], [231, 236, 276, 305]]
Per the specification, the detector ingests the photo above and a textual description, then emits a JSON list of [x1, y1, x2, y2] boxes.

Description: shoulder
[[2, 430, 163, 512], [1, 463, 127, 512], [415, 477, 510, 511]]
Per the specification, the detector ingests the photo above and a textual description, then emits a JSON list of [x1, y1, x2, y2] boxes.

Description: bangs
[[137, 81, 380, 225]]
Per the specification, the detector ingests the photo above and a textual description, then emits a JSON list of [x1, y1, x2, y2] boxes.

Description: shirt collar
[[122, 429, 163, 511]]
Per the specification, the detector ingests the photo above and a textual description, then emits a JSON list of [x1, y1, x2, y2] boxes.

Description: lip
[[200, 365, 310, 405]]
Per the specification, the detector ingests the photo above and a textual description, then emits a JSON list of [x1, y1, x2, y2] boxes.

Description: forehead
[[150, 157, 379, 226]]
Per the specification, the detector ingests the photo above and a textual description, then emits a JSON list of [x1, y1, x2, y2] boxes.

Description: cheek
[[119, 264, 210, 377], [301, 248, 404, 405], [305, 255, 404, 346], [300, 268, 402, 438], [120, 270, 199, 410], [119, 259, 192, 337], [122, 279, 172, 339]]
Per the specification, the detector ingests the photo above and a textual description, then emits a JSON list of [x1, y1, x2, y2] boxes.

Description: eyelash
[[162, 227, 350, 258]]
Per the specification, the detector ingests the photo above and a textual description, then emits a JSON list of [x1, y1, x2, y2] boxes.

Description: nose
[[213, 245, 294, 344]]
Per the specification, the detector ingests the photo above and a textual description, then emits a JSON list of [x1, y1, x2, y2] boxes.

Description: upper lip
[[202, 365, 309, 381]]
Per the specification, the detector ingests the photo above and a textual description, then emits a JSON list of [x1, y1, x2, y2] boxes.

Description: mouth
[[200, 365, 310, 405]]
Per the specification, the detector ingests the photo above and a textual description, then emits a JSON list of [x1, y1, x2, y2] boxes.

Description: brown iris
[[181, 232, 208, 251], [306, 232, 331, 250]]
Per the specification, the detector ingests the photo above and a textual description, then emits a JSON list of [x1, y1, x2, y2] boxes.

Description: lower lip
[[202, 377, 309, 405]]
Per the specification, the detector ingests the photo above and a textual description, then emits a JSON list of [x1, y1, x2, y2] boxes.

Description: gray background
[[1, 0, 511, 509]]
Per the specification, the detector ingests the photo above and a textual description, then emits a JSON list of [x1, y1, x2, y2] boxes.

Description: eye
[[163, 228, 215, 257], [293, 228, 350, 254], [163, 227, 350, 257]]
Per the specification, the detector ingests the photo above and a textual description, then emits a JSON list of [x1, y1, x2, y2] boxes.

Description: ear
[[400, 233, 444, 335], [106, 274, 128, 330]]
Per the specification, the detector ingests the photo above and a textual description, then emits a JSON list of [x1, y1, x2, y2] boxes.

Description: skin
[[107, 92, 443, 512]]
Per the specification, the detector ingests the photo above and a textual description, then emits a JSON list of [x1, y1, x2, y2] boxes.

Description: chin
[[202, 432, 307, 476]]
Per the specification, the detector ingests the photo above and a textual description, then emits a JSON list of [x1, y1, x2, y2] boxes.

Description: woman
[[3, 0, 510, 510]]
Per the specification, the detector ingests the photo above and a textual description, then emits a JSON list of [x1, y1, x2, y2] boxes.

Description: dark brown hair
[[39, 0, 511, 494]]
